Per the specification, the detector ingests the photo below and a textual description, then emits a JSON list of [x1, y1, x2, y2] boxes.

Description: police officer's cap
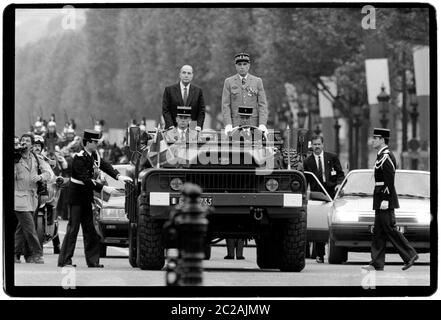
[[238, 105, 254, 117], [33, 135, 45, 145], [235, 52, 250, 64], [373, 128, 390, 139], [177, 106, 192, 117], [83, 129, 101, 141]]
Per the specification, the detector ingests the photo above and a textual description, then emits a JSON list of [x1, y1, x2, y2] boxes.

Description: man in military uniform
[[362, 128, 418, 271], [222, 52, 268, 136], [57, 130, 133, 267], [163, 106, 198, 144]]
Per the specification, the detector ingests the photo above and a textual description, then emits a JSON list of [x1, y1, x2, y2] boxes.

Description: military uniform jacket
[[373, 146, 399, 210], [163, 127, 199, 144], [222, 73, 268, 127], [68, 148, 120, 205]]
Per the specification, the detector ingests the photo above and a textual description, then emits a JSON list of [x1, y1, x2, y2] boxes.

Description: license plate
[[178, 197, 213, 206]]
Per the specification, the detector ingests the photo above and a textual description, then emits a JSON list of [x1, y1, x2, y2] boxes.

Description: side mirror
[[309, 191, 332, 202], [129, 127, 141, 152]]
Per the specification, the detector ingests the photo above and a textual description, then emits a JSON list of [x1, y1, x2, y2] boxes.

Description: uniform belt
[[375, 182, 384, 186], [70, 177, 85, 185]]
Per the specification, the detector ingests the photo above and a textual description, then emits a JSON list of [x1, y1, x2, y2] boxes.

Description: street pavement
[[14, 221, 431, 288]]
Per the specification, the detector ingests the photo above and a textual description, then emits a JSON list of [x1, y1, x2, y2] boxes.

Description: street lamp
[[377, 84, 390, 128], [407, 81, 419, 139], [333, 102, 341, 157], [352, 105, 362, 169]]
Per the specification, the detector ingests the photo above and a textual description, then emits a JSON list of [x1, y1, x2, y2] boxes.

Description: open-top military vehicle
[[126, 125, 308, 272]]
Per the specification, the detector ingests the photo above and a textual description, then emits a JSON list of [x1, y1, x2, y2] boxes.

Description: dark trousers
[[226, 238, 244, 258], [314, 242, 326, 258], [14, 211, 43, 258], [371, 209, 417, 268], [58, 204, 100, 266]]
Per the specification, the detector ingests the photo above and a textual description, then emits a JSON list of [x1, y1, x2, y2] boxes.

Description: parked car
[[328, 169, 431, 264], [93, 164, 133, 257]]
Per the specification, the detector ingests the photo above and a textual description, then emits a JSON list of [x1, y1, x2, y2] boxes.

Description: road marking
[[108, 246, 129, 255]]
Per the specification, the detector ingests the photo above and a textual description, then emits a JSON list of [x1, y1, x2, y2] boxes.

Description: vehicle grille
[[125, 182, 138, 222], [156, 171, 305, 193]]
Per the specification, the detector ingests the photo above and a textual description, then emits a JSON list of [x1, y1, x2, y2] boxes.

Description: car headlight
[[100, 208, 127, 221], [170, 178, 184, 191], [416, 213, 431, 224], [265, 178, 279, 192], [290, 180, 301, 192], [333, 211, 359, 223]]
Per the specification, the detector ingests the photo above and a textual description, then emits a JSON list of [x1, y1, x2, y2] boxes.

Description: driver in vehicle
[[222, 52, 268, 136], [163, 105, 199, 144]]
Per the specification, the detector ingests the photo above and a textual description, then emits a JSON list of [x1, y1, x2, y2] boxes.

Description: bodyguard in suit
[[362, 128, 418, 271], [304, 135, 345, 263], [57, 130, 133, 268], [222, 52, 268, 135], [162, 65, 206, 131]]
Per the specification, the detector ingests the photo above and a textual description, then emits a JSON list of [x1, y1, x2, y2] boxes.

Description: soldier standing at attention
[[362, 128, 418, 271], [57, 130, 133, 268], [222, 52, 268, 136]]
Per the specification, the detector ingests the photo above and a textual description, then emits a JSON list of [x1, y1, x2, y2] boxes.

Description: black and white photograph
[[2, 2, 437, 301]]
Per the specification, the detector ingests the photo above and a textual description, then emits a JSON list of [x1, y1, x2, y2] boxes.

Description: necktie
[[180, 130, 185, 142], [318, 156, 324, 182], [242, 77, 246, 86], [183, 86, 188, 105]]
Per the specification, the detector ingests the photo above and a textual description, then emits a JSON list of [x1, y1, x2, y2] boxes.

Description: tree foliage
[[15, 7, 430, 135]]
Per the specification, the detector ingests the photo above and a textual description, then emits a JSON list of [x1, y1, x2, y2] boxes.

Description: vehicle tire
[[282, 148, 303, 171], [36, 215, 45, 246], [256, 235, 279, 269], [128, 223, 138, 267], [327, 238, 348, 264], [204, 244, 211, 260], [99, 243, 107, 258], [278, 211, 307, 272], [137, 205, 165, 270]]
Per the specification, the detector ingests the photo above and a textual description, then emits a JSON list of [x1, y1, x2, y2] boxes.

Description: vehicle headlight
[[265, 178, 279, 192], [100, 208, 127, 221], [290, 180, 301, 192], [170, 178, 184, 191], [416, 213, 431, 224], [333, 211, 359, 223]]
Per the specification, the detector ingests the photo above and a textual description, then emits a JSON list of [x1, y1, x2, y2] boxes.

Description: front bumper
[[147, 192, 306, 219], [330, 223, 430, 250], [97, 220, 129, 246]]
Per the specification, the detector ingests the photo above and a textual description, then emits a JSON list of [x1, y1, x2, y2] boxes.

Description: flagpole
[[156, 123, 161, 168]]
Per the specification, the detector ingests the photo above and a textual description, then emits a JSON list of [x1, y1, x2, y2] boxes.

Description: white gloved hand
[[195, 126, 202, 132], [224, 124, 233, 135], [102, 185, 116, 195], [380, 200, 389, 210], [258, 124, 268, 133], [118, 175, 133, 183]]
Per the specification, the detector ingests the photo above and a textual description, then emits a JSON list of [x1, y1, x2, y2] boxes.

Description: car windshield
[[337, 171, 430, 199]]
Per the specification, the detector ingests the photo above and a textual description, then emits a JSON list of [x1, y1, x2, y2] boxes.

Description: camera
[[14, 143, 28, 163]]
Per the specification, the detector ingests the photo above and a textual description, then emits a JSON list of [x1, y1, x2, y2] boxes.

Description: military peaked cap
[[373, 128, 390, 139], [83, 129, 101, 141], [235, 52, 250, 64], [177, 105, 192, 117]]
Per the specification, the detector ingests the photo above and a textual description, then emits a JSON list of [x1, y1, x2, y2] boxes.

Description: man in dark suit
[[57, 130, 132, 268], [362, 128, 418, 271], [304, 135, 345, 263], [162, 65, 205, 131]]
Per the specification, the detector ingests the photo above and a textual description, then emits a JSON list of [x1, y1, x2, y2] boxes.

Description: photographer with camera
[[14, 133, 52, 264], [33, 135, 62, 254]]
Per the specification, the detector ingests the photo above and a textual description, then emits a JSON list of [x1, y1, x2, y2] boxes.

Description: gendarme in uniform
[[365, 128, 418, 271], [58, 129, 121, 268]]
